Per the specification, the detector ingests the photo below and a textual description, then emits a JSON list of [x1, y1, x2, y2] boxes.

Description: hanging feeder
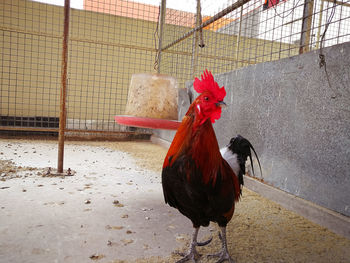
[[115, 73, 181, 130]]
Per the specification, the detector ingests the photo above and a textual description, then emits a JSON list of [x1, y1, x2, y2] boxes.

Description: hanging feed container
[[115, 73, 181, 130]]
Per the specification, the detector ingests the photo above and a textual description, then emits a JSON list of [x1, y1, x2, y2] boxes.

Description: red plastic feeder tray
[[115, 115, 181, 130]]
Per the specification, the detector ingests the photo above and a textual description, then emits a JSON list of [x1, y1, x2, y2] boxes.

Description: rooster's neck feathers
[[164, 105, 223, 185], [164, 69, 229, 183]]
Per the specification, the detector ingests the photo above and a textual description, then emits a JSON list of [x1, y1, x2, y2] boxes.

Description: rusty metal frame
[[57, 0, 70, 174], [299, 0, 315, 54], [156, 0, 167, 73]]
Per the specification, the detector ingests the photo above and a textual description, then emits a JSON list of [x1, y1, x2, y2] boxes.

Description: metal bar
[[316, 0, 325, 48], [0, 26, 157, 54], [0, 26, 62, 39], [57, 0, 70, 174], [64, 129, 150, 135], [0, 127, 60, 132], [164, 48, 257, 64], [282, 17, 303, 26], [156, 0, 166, 73], [299, 0, 315, 54], [197, 0, 205, 48], [190, 31, 198, 85], [235, 5, 244, 68], [0, 126, 149, 135], [161, 0, 252, 52], [324, 0, 350, 7], [191, 0, 202, 79], [0, 26, 159, 54], [336, 0, 343, 44]]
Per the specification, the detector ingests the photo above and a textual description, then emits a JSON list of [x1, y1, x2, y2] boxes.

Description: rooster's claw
[[197, 236, 213, 246], [207, 252, 235, 263], [175, 250, 201, 263]]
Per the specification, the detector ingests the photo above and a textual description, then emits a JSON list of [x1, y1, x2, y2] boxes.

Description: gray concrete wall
[[156, 42, 350, 217]]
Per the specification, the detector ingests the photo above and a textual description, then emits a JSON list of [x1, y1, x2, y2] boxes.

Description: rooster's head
[[193, 70, 226, 125]]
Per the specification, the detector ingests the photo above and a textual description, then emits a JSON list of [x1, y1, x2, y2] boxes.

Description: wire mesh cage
[[160, 0, 350, 85], [1, 0, 349, 137], [66, 1, 160, 133], [1, 0, 63, 132]]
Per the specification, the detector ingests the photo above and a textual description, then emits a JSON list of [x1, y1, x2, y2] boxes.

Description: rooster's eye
[[204, 96, 209, 101]]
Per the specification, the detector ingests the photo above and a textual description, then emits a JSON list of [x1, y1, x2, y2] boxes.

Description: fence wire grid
[[1, 0, 349, 136]]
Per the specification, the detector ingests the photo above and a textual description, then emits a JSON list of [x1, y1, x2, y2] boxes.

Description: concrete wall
[[214, 42, 350, 217], [158, 42, 350, 217]]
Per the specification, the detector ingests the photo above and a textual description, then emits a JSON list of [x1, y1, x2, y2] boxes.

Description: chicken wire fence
[[1, 0, 350, 136], [160, 0, 350, 84]]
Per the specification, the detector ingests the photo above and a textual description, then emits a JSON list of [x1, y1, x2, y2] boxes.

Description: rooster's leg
[[207, 226, 234, 263], [175, 227, 202, 263]]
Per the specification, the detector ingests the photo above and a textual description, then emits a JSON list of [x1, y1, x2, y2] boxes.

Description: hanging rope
[[154, 5, 161, 71], [319, 0, 337, 98], [319, 0, 336, 68]]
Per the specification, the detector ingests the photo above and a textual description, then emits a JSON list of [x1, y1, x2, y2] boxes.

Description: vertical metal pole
[[235, 5, 244, 68], [190, 32, 199, 80], [299, 0, 314, 54], [198, 0, 205, 48], [58, 0, 70, 174], [316, 0, 325, 49], [157, 0, 166, 73], [191, 0, 202, 79]]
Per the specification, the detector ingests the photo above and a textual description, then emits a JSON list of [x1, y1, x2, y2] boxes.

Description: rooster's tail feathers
[[222, 135, 262, 180]]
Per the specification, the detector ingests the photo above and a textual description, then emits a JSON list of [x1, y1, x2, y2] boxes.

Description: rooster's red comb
[[193, 70, 226, 101]]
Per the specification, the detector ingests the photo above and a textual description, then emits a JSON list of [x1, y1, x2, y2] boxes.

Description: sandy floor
[[0, 138, 349, 263]]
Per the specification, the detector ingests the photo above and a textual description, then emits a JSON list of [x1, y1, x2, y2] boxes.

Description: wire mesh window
[[1, 0, 62, 130], [67, 0, 160, 132], [160, 0, 350, 84]]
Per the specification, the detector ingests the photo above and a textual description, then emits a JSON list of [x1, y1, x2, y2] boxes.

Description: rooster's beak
[[216, 101, 227, 108]]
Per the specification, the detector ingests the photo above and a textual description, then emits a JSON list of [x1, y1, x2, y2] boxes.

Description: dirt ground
[[0, 138, 349, 263]]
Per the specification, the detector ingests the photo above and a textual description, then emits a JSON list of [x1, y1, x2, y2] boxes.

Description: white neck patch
[[220, 147, 240, 175]]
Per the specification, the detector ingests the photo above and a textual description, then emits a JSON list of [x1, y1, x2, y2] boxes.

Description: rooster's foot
[[175, 227, 207, 263], [174, 236, 211, 262], [207, 250, 234, 263], [206, 226, 234, 263], [175, 249, 201, 263]]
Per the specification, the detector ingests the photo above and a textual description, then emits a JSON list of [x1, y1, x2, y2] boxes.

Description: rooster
[[162, 70, 261, 263]]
